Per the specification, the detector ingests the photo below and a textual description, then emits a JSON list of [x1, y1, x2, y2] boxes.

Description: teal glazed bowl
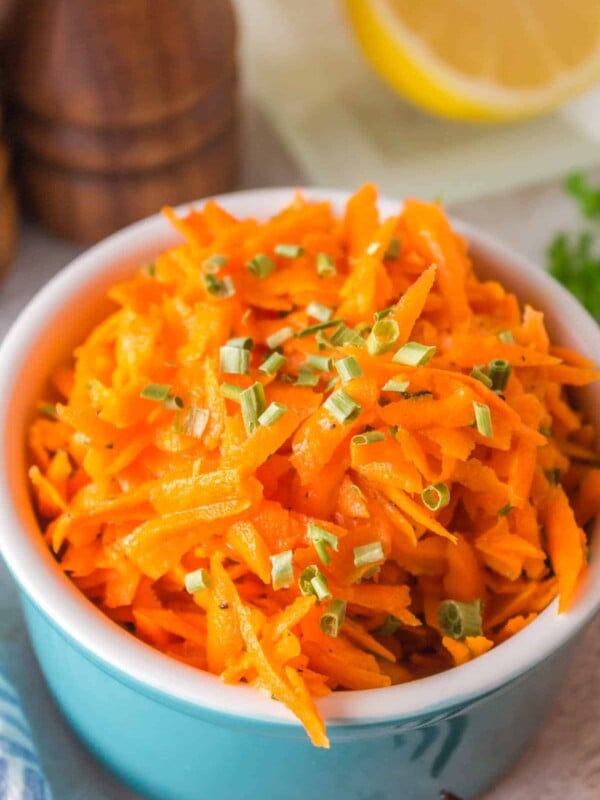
[[1, 189, 599, 800]]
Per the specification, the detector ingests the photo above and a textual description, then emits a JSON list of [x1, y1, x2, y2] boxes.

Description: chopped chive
[[219, 345, 250, 375], [246, 253, 276, 278], [382, 379, 410, 393], [488, 359, 512, 392], [384, 237, 401, 261], [366, 242, 380, 256], [270, 550, 294, 590], [539, 425, 552, 437], [258, 401, 288, 427], [498, 330, 514, 344], [259, 352, 287, 375], [181, 406, 210, 439], [367, 318, 400, 355], [240, 382, 267, 435], [220, 382, 242, 402], [298, 565, 331, 602], [352, 431, 385, 446], [438, 599, 483, 639], [421, 482, 451, 511], [307, 354, 333, 372], [143, 262, 156, 277], [296, 366, 319, 387], [335, 356, 363, 382], [296, 320, 340, 338], [227, 336, 254, 350], [141, 383, 172, 402], [203, 274, 235, 298], [328, 323, 365, 348], [498, 503, 515, 517], [307, 523, 339, 565], [320, 599, 347, 637], [374, 306, 394, 321], [315, 329, 331, 350], [241, 308, 253, 325], [324, 376, 340, 392], [163, 394, 184, 410], [324, 389, 362, 423], [39, 403, 58, 419], [473, 402, 494, 438], [306, 301, 333, 322], [275, 243, 304, 258], [393, 342, 436, 366], [470, 365, 493, 388], [545, 467, 561, 485], [184, 568, 211, 594], [353, 541, 385, 568], [266, 326, 294, 349], [375, 615, 401, 636], [203, 254, 228, 273], [316, 252, 336, 277]]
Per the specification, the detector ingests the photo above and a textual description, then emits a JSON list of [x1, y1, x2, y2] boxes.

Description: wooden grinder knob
[[0, 101, 17, 280], [4, 0, 238, 243]]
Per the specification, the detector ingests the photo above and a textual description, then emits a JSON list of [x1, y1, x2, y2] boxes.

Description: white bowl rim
[[1, 186, 599, 729]]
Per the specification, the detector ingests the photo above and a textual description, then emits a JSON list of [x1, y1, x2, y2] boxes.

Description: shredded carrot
[[27, 187, 599, 747]]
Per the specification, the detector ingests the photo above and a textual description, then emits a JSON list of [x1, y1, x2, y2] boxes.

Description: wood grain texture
[[0, 105, 18, 279], [3, 0, 239, 242]]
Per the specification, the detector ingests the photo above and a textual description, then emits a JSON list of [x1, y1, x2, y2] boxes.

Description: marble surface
[[0, 101, 598, 800]]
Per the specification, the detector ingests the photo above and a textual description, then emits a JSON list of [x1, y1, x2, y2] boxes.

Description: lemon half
[[345, 0, 600, 121]]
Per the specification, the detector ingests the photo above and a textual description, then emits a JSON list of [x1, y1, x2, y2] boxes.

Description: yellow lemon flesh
[[345, 0, 600, 122]]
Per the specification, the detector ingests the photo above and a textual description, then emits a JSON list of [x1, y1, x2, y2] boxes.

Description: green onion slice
[[498, 503, 515, 517], [307, 523, 339, 565], [203, 274, 235, 298], [498, 330, 514, 344], [240, 382, 267, 435], [298, 565, 331, 602], [163, 394, 184, 410], [270, 551, 294, 591], [227, 336, 254, 350], [367, 318, 400, 355], [296, 320, 340, 338], [258, 401, 288, 427], [438, 599, 483, 640], [219, 345, 250, 375], [306, 301, 333, 322], [319, 599, 347, 638], [181, 406, 210, 438], [316, 252, 336, 277], [259, 352, 287, 375], [382, 379, 410, 393], [203, 254, 228, 273], [374, 306, 394, 321], [184, 568, 211, 594], [335, 356, 363, 382], [375, 615, 401, 636], [352, 431, 385, 446], [266, 326, 294, 349], [421, 482, 451, 511], [470, 365, 493, 388], [393, 342, 436, 366], [329, 323, 366, 348], [275, 243, 304, 258], [324, 376, 340, 393], [246, 253, 276, 278], [39, 402, 58, 419], [296, 366, 319, 387], [488, 359, 512, 392], [220, 383, 242, 402], [473, 401, 494, 438], [324, 389, 362, 423], [307, 354, 333, 372], [353, 541, 385, 568], [384, 237, 401, 261], [141, 383, 172, 402]]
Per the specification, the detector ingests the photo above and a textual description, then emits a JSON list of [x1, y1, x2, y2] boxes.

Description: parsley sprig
[[547, 172, 600, 321]]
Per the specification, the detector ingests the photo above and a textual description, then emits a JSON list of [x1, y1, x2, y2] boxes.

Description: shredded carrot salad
[[28, 186, 599, 747]]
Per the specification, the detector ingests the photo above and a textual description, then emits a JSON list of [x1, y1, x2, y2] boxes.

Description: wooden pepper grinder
[[3, 0, 238, 243], [0, 98, 17, 279]]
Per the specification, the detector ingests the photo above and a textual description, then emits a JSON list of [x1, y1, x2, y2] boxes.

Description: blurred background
[[0, 2, 599, 799]]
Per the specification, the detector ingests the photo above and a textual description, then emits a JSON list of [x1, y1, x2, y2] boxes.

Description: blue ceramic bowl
[[1, 189, 599, 800]]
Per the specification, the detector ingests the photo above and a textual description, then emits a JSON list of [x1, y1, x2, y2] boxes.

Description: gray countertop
[[0, 101, 598, 800]]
